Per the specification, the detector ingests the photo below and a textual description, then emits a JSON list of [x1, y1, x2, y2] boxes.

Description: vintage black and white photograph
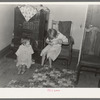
[[0, 2, 100, 88]]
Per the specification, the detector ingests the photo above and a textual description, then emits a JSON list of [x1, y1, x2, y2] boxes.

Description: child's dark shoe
[[21, 69, 26, 74], [21, 70, 25, 74]]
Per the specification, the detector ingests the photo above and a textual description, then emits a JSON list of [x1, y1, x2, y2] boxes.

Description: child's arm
[[29, 45, 34, 54], [61, 36, 68, 45], [57, 31, 68, 45], [53, 39, 63, 45], [15, 45, 22, 56], [57, 39, 63, 44], [46, 38, 51, 44], [62, 37, 68, 44], [50, 39, 63, 45]]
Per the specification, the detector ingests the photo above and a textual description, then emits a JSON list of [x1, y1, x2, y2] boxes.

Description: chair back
[[58, 21, 72, 38], [52, 20, 72, 38]]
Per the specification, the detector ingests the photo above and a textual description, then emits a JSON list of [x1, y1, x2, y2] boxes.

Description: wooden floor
[[0, 55, 100, 87]]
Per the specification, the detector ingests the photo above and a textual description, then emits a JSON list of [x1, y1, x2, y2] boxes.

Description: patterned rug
[[7, 65, 77, 88]]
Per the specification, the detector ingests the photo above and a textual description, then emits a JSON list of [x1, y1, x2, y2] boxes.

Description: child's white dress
[[40, 32, 68, 61], [15, 44, 34, 68]]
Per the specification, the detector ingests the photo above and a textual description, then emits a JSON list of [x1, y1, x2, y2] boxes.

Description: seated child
[[40, 28, 68, 68], [15, 37, 34, 74]]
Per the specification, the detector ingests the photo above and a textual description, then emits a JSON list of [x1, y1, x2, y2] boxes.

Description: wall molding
[[0, 45, 11, 59], [0, 45, 80, 59]]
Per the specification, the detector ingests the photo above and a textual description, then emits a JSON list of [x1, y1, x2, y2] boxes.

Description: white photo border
[[0, 2, 100, 98]]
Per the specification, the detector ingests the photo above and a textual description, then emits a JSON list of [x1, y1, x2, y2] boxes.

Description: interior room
[[0, 3, 100, 88]]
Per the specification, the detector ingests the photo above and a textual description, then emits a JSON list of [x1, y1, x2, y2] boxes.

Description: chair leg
[[65, 59, 70, 69], [62, 60, 69, 69], [68, 59, 71, 66], [67, 57, 72, 68], [75, 64, 81, 85]]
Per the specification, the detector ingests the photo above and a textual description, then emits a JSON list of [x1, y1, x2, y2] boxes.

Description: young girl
[[40, 29, 68, 68], [15, 37, 34, 74]]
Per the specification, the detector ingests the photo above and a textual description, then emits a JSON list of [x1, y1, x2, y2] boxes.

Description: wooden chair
[[52, 20, 74, 67], [76, 25, 100, 84]]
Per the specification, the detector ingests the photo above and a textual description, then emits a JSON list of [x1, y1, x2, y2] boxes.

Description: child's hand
[[49, 42, 54, 46], [49, 40, 63, 45], [58, 39, 63, 44]]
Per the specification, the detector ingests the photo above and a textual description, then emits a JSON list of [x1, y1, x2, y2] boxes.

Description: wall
[[45, 4, 88, 50], [0, 4, 88, 51], [0, 5, 15, 51]]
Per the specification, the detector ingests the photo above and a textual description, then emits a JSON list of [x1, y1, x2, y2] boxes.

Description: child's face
[[49, 32, 54, 39], [25, 40, 30, 46]]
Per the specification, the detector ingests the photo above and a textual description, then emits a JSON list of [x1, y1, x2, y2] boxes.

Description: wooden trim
[[0, 46, 79, 59], [0, 45, 11, 59]]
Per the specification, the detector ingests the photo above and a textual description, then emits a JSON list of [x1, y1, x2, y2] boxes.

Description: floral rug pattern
[[7, 65, 77, 88]]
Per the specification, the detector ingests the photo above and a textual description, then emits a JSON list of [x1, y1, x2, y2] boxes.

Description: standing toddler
[[16, 37, 34, 74]]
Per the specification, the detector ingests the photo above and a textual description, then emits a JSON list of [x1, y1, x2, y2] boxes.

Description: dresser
[[11, 5, 50, 53]]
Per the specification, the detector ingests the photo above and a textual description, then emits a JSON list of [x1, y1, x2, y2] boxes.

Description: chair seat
[[80, 55, 100, 68]]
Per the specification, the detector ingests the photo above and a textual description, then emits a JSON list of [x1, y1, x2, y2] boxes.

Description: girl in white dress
[[16, 37, 34, 74], [40, 29, 68, 68]]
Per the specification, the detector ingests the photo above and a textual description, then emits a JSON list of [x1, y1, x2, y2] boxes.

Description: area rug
[[7, 65, 77, 88]]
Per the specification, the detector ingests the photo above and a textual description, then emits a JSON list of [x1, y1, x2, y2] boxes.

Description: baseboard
[[72, 49, 79, 58], [0, 46, 79, 59], [0, 45, 11, 59]]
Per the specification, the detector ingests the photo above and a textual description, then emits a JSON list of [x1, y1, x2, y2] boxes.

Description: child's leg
[[48, 57, 52, 68], [18, 65, 22, 74], [21, 65, 26, 74], [41, 54, 46, 66]]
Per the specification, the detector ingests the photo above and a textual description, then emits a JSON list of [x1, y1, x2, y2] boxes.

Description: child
[[40, 29, 68, 68], [15, 37, 34, 74]]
